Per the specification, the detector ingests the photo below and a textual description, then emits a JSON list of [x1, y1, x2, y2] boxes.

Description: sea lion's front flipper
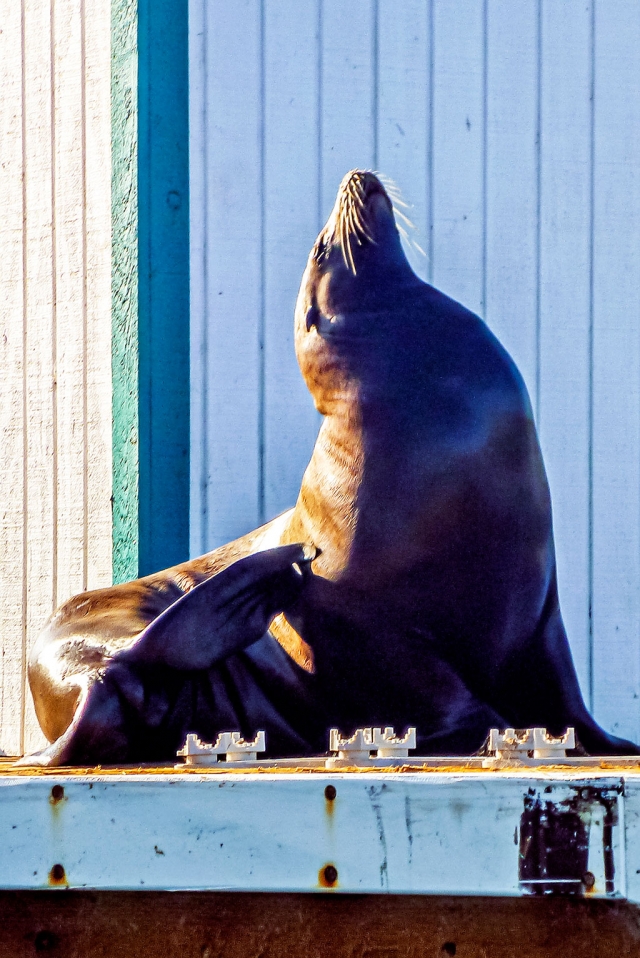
[[120, 544, 316, 670]]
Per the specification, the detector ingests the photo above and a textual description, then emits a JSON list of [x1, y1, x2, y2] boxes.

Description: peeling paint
[[519, 783, 621, 896], [367, 785, 389, 890], [404, 795, 413, 867], [48, 863, 67, 887]]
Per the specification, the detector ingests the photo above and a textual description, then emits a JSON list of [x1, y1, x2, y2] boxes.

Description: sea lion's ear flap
[[305, 305, 320, 332], [120, 544, 318, 672]]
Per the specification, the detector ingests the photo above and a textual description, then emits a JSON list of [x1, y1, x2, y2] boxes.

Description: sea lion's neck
[[286, 410, 364, 579]]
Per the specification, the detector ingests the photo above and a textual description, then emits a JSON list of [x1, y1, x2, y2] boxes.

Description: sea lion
[[26, 170, 638, 765]]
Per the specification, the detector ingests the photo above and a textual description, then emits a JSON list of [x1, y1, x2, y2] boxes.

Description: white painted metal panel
[[484, 0, 538, 402], [591, 1, 640, 744], [320, 0, 376, 218], [538, 1, 592, 702], [376, 0, 430, 281], [263, 0, 321, 521], [431, 0, 484, 315], [0, 770, 628, 896], [201, 0, 263, 549]]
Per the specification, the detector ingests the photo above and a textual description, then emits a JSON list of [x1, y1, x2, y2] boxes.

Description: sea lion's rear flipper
[[17, 668, 140, 767], [489, 597, 640, 756]]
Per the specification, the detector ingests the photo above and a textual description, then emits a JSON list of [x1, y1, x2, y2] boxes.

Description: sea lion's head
[[295, 170, 419, 413]]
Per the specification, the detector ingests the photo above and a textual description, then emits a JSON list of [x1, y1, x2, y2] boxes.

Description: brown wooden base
[[1, 892, 639, 958]]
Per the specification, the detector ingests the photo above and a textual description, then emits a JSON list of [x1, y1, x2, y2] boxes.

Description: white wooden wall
[[0, 0, 112, 755], [190, 0, 640, 744]]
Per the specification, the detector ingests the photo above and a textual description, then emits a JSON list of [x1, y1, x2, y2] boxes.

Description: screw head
[[323, 864, 338, 885], [49, 863, 65, 883], [324, 784, 337, 801]]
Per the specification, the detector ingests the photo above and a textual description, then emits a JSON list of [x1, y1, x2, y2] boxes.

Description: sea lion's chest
[[305, 321, 550, 595]]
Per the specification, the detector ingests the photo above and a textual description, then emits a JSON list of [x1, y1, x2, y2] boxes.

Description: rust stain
[[583, 871, 597, 896], [48, 863, 68, 887], [318, 863, 338, 888]]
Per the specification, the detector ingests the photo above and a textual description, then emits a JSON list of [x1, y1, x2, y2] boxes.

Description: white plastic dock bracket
[[483, 727, 576, 766], [177, 731, 266, 765], [372, 726, 417, 758], [327, 727, 416, 766]]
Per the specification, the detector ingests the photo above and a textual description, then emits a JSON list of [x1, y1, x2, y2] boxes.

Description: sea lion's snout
[[313, 169, 397, 275], [294, 169, 419, 412], [358, 171, 393, 207]]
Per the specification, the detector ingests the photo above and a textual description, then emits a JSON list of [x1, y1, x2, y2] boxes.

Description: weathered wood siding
[[0, 0, 112, 754], [189, 0, 640, 742]]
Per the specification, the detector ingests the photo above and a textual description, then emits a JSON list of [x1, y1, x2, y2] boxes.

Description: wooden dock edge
[[1, 892, 639, 957]]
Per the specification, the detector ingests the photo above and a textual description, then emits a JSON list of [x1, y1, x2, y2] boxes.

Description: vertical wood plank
[[484, 0, 538, 398], [111, 0, 139, 584], [23, 0, 57, 754], [1, 0, 113, 756], [377, 0, 430, 281], [592, 0, 640, 742], [321, 0, 376, 219], [263, 0, 321, 521], [431, 0, 484, 315], [53, 0, 86, 608], [84, 0, 113, 592], [538, 0, 592, 703], [0, 0, 26, 755], [203, 1, 262, 549], [188, 0, 207, 557]]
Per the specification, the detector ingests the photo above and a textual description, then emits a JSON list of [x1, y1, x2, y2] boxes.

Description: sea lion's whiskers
[[340, 212, 356, 274], [349, 205, 368, 249], [346, 210, 357, 273], [393, 208, 415, 229], [351, 200, 374, 244], [378, 174, 408, 205], [372, 174, 425, 259], [346, 207, 359, 249]]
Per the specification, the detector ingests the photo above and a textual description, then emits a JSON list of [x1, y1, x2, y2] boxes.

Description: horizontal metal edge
[[0, 770, 634, 899]]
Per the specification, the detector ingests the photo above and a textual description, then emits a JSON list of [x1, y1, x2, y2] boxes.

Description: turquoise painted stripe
[[137, 0, 190, 576], [111, 0, 140, 584], [112, 0, 190, 583]]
